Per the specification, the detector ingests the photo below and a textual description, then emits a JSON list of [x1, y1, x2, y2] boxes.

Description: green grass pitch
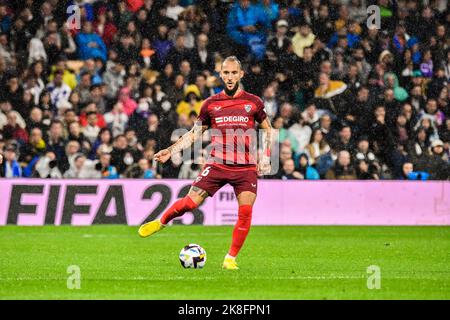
[[0, 225, 449, 299]]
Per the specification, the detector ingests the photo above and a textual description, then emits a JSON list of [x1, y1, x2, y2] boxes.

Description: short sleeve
[[254, 97, 267, 123], [197, 99, 211, 127]]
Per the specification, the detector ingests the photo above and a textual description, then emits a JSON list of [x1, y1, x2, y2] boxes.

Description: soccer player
[[138, 56, 272, 270]]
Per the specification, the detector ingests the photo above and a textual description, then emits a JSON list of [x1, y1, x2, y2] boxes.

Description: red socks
[[160, 199, 253, 258], [228, 205, 253, 257], [160, 196, 198, 225]]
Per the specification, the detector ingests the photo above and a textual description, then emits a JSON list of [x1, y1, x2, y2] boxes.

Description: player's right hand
[[154, 149, 171, 163]]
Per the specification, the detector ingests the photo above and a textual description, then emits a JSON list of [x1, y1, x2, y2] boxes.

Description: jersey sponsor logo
[[215, 116, 249, 123], [244, 104, 252, 112]]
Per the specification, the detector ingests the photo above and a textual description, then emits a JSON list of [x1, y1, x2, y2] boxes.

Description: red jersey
[[198, 90, 267, 167]]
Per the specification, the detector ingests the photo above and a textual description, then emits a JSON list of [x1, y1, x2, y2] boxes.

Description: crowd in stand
[[0, 0, 449, 180]]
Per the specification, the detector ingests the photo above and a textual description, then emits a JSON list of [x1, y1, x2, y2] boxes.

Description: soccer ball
[[179, 244, 207, 269]]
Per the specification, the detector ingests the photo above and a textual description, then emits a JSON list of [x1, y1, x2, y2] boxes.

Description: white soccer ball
[[179, 244, 207, 269]]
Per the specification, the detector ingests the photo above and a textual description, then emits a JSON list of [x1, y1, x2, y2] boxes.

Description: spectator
[[190, 33, 215, 73], [64, 153, 87, 179], [400, 161, 430, 181], [34, 151, 62, 178], [104, 102, 129, 137], [72, 71, 92, 105], [82, 112, 101, 144], [47, 70, 72, 108], [46, 120, 67, 163], [125, 158, 156, 179], [226, 0, 270, 60], [26, 107, 48, 132], [292, 22, 315, 58], [138, 38, 156, 69], [347, 0, 366, 24], [288, 116, 312, 155], [178, 155, 205, 179], [2, 112, 29, 146], [165, 0, 185, 21], [152, 24, 174, 70], [355, 159, 379, 180], [28, 38, 47, 65], [94, 152, 119, 179], [48, 57, 78, 91], [305, 128, 331, 166], [165, 34, 192, 72], [420, 48, 434, 78], [369, 105, 397, 170], [262, 85, 279, 120], [419, 98, 445, 127], [89, 126, 111, 155], [301, 101, 322, 126], [79, 103, 106, 129], [176, 84, 203, 117], [331, 124, 354, 153], [425, 139, 450, 180], [117, 31, 139, 64], [296, 153, 320, 180], [354, 135, 381, 179], [103, 60, 126, 100], [278, 158, 303, 180], [93, 6, 118, 47], [256, 0, 279, 26], [265, 19, 291, 73], [195, 74, 213, 100], [325, 150, 357, 179], [383, 72, 409, 102], [0, 3, 11, 34], [118, 87, 138, 117], [170, 19, 195, 50], [67, 121, 91, 154], [1, 74, 24, 117], [0, 144, 21, 177], [317, 113, 334, 143], [110, 134, 141, 175], [76, 21, 107, 62], [314, 72, 352, 121], [311, 3, 334, 43]]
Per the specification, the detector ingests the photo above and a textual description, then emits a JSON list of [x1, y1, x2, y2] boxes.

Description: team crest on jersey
[[244, 104, 252, 112]]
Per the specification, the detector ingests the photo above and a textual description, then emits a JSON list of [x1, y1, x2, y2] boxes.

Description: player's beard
[[224, 81, 240, 97]]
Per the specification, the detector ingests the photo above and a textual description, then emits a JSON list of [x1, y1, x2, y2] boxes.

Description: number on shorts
[[201, 166, 211, 177]]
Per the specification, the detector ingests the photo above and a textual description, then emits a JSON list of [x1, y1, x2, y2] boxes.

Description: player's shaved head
[[220, 56, 244, 97], [221, 56, 242, 70]]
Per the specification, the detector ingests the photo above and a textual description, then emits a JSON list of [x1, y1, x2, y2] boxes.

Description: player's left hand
[[257, 157, 271, 176]]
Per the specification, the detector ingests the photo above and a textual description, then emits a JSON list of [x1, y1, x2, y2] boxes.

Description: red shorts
[[192, 163, 258, 197]]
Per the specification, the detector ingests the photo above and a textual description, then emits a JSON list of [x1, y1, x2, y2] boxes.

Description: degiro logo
[[215, 116, 249, 123]]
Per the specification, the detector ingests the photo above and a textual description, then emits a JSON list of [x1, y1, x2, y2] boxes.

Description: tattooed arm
[[154, 121, 209, 164], [258, 118, 272, 175]]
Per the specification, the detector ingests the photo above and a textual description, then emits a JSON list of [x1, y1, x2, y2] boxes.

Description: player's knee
[[238, 205, 253, 223]]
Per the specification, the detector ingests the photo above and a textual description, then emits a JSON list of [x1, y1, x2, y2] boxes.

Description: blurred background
[[0, 0, 449, 181]]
